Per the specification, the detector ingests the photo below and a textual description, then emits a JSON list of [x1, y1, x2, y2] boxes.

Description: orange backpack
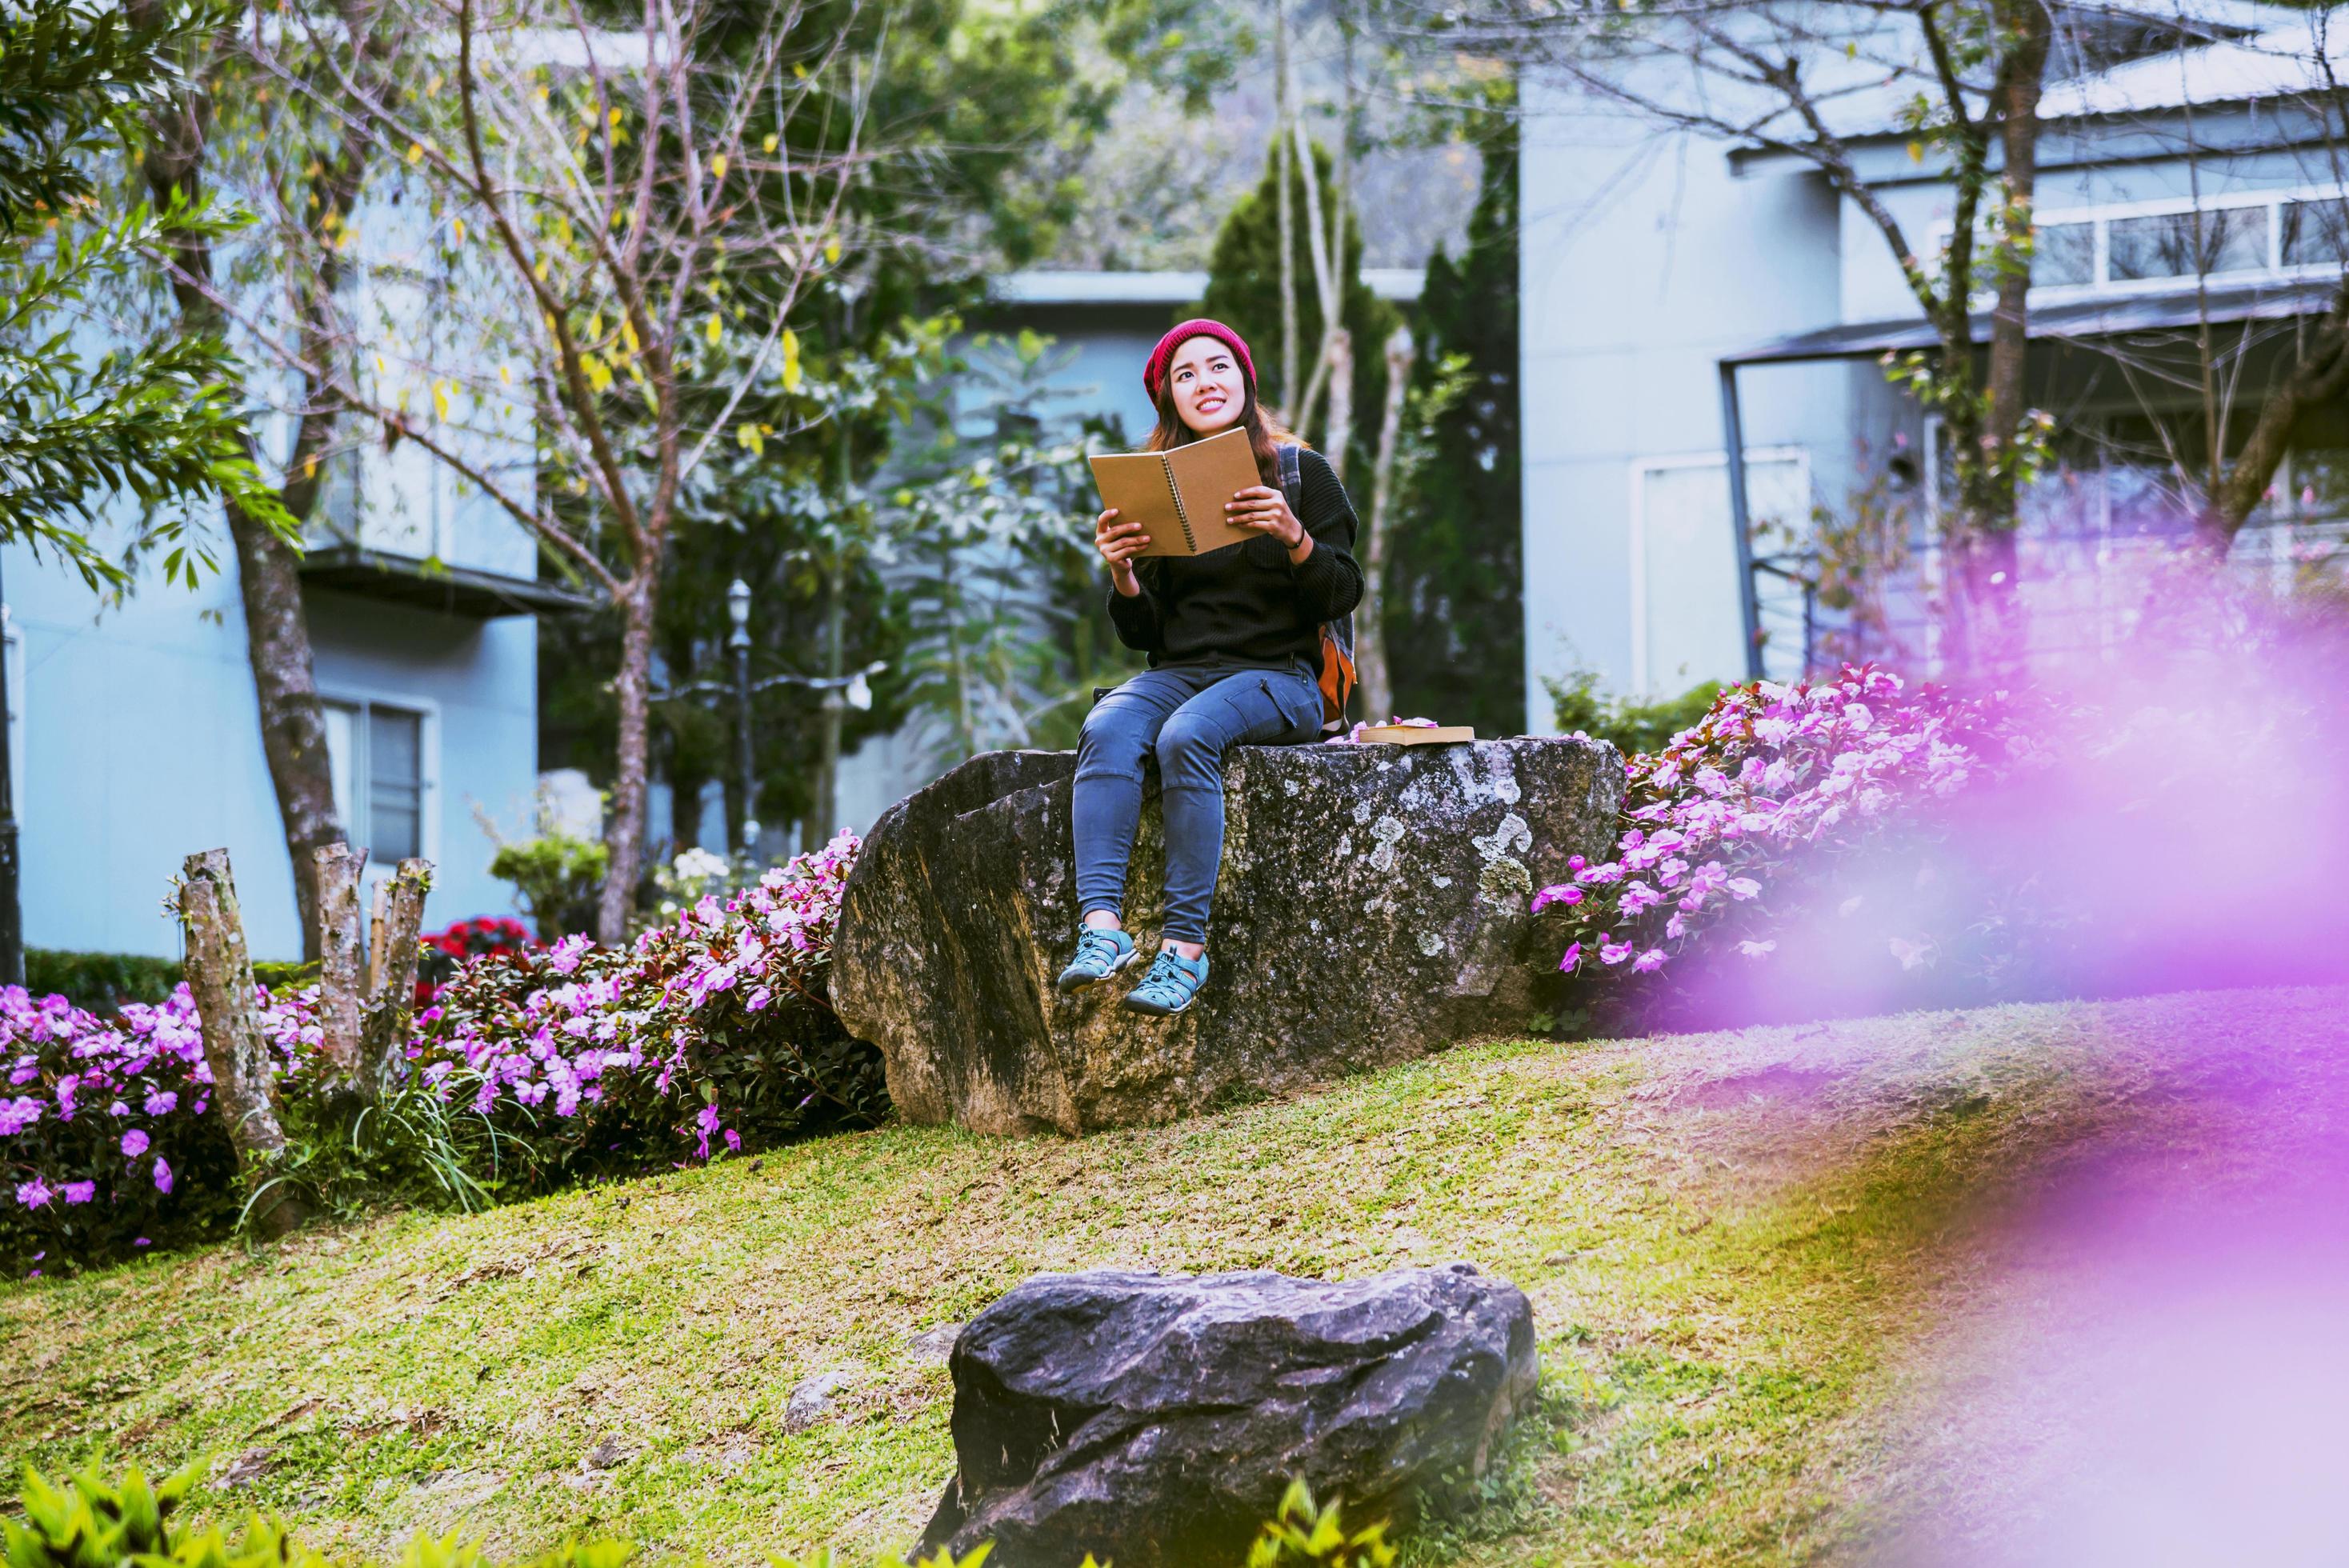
[[1276, 441, 1355, 730]]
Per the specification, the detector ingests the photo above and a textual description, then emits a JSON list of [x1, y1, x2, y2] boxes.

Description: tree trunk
[[1356, 324, 1415, 725], [138, 12, 346, 962], [1973, 0, 2052, 670], [1291, 117, 1340, 442], [817, 554, 846, 841], [314, 843, 367, 1084], [2200, 290, 2349, 551], [1275, 0, 1297, 414], [358, 858, 431, 1086], [178, 849, 306, 1238], [598, 585, 658, 942], [1323, 329, 1355, 485]]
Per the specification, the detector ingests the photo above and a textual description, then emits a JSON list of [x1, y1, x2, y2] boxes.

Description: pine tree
[[1386, 114, 1523, 735]]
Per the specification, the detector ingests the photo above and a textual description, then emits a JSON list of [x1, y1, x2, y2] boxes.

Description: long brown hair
[[1143, 354, 1307, 487]]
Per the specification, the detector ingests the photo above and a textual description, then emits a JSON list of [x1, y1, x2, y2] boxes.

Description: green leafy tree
[[1385, 108, 1523, 736], [0, 0, 290, 588], [882, 328, 1138, 764]]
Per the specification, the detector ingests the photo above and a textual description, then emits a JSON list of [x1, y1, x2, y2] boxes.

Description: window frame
[[1928, 180, 2349, 303], [318, 688, 442, 876]]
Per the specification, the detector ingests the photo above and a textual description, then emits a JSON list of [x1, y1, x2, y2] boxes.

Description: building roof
[[1723, 1, 2340, 169], [1722, 273, 2343, 366], [986, 269, 1426, 307], [299, 546, 599, 618]]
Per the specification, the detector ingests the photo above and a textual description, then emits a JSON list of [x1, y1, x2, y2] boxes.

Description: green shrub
[[1246, 1481, 1397, 1566], [1543, 668, 1724, 758], [20, 951, 315, 1014], [0, 1460, 640, 1568], [6, 1462, 1383, 1568], [22, 949, 183, 1013], [487, 833, 608, 939]]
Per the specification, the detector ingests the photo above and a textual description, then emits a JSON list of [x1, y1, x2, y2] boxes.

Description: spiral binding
[[1163, 454, 1195, 551]]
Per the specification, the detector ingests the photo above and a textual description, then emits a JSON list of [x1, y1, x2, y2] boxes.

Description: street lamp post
[[0, 558, 20, 987], [727, 578, 757, 854]]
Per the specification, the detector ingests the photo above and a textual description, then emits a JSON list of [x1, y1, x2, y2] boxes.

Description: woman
[[1057, 318, 1366, 1016]]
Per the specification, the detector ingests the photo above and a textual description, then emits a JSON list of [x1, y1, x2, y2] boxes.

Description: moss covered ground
[[6, 986, 2337, 1565]]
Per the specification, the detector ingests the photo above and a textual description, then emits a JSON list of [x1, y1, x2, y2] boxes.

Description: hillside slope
[[7, 986, 2342, 1565]]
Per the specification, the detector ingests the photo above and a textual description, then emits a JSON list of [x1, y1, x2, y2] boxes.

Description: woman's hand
[[1227, 486, 1309, 554], [1094, 506, 1150, 594]]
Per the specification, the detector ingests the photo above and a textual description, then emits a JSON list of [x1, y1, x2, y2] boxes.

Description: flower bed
[[2, 983, 320, 1270], [1537, 664, 2037, 1030], [415, 831, 882, 1184], [4, 834, 878, 1270]]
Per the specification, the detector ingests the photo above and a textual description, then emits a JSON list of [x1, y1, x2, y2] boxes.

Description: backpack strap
[[1276, 440, 1303, 515]]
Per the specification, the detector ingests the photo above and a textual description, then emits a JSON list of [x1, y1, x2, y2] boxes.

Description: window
[[2107, 206, 2267, 282], [2283, 197, 2348, 268], [322, 698, 430, 863], [2031, 221, 2097, 286], [1943, 183, 2348, 299]]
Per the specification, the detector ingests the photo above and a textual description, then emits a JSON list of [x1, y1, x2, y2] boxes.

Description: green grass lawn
[[6, 986, 2336, 1566]]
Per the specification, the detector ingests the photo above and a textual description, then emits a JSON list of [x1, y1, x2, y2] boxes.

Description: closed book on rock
[[1087, 426, 1260, 557], [1358, 724, 1476, 746]]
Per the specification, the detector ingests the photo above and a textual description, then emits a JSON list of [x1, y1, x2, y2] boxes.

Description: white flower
[[673, 847, 730, 881]]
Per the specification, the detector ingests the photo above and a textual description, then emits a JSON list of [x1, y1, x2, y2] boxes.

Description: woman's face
[[1166, 335, 1247, 436]]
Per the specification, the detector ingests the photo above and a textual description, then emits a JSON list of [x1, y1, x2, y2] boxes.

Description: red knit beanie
[[1142, 318, 1257, 406]]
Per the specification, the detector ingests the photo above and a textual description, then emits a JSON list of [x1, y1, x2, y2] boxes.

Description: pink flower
[[1599, 938, 1634, 966], [121, 1128, 150, 1158], [143, 1087, 177, 1117], [1737, 939, 1777, 958], [62, 1181, 94, 1204], [1557, 942, 1583, 973], [1631, 949, 1667, 974], [15, 1178, 53, 1208], [1531, 883, 1583, 913], [1725, 878, 1762, 901], [152, 1157, 173, 1194]]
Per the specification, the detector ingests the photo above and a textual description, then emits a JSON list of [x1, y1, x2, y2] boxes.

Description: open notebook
[[1087, 426, 1262, 557]]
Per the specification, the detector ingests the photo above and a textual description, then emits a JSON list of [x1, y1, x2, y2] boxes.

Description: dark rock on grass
[[834, 738, 1621, 1134], [912, 1262, 1539, 1568]]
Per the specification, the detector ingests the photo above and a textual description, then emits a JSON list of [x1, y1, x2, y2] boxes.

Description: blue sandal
[[1123, 947, 1209, 1015], [1057, 924, 1139, 993]]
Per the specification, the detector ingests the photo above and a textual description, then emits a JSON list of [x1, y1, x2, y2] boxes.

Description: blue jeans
[[1073, 654, 1323, 945]]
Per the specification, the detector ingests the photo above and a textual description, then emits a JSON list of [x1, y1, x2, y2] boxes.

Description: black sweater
[[1106, 445, 1366, 667]]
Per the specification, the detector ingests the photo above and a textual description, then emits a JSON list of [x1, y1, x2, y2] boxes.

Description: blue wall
[[7, 542, 538, 963]]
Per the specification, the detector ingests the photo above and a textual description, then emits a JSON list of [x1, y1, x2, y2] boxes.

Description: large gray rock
[[913, 1264, 1539, 1567], [833, 738, 1621, 1134]]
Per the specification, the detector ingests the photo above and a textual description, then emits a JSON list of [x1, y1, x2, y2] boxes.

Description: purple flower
[[143, 1087, 178, 1117], [62, 1181, 94, 1204], [0, 1094, 41, 1136], [1631, 949, 1667, 974], [1725, 878, 1762, 901], [1557, 942, 1583, 973], [1530, 883, 1583, 914], [1599, 938, 1634, 966], [152, 1157, 173, 1194], [121, 1128, 150, 1158], [15, 1177, 54, 1208], [722, 1128, 742, 1154]]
